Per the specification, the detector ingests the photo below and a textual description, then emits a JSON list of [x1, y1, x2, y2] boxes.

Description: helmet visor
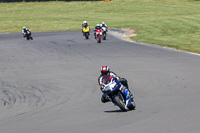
[[101, 70, 108, 75]]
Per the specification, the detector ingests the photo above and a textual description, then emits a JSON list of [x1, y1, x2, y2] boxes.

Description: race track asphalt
[[0, 31, 200, 133]]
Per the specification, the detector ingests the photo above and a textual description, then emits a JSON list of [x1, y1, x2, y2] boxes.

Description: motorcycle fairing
[[83, 26, 90, 32]]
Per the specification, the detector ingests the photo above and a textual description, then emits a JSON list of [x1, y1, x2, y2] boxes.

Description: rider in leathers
[[22, 26, 31, 38], [94, 24, 101, 39], [101, 21, 108, 32], [81, 20, 90, 35], [98, 66, 133, 103]]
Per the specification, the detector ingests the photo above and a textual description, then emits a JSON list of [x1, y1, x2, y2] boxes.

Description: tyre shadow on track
[[104, 110, 123, 113]]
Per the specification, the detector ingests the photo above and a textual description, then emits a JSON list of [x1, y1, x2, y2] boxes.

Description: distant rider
[[101, 21, 108, 32], [81, 21, 90, 35], [98, 65, 133, 103], [94, 24, 101, 39], [22, 26, 31, 38]]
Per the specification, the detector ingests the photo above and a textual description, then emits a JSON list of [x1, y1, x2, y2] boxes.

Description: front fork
[[97, 34, 102, 40], [119, 87, 131, 106]]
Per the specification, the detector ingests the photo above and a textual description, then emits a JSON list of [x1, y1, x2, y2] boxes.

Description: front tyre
[[98, 38, 101, 43], [97, 35, 101, 43], [85, 32, 89, 39], [112, 93, 127, 112], [103, 32, 106, 40]]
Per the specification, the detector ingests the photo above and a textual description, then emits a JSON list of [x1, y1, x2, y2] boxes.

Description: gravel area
[[108, 28, 137, 41]]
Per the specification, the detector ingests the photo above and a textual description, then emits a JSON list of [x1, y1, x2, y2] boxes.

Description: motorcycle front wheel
[[112, 93, 127, 112], [26, 36, 29, 40], [85, 32, 89, 39], [98, 38, 101, 43], [97, 35, 101, 43], [103, 33, 106, 40]]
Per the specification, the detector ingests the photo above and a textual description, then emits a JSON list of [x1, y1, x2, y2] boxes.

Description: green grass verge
[[0, 0, 200, 53]]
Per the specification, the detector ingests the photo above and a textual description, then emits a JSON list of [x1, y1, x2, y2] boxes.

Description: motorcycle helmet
[[83, 21, 87, 24], [96, 24, 100, 27], [23, 26, 26, 29], [101, 66, 110, 75], [102, 21, 105, 25]]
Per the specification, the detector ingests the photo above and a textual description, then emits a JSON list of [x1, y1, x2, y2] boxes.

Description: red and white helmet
[[101, 66, 110, 75]]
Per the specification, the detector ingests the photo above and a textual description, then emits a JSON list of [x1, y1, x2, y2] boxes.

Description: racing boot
[[101, 94, 110, 103], [119, 78, 133, 97]]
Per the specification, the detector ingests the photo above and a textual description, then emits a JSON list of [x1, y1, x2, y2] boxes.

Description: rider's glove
[[100, 84, 104, 91]]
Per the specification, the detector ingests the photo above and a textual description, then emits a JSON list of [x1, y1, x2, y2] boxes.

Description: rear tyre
[[127, 100, 136, 110]]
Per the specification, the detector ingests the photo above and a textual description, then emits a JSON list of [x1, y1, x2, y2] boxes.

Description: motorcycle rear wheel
[[127, 100, 136, 110]]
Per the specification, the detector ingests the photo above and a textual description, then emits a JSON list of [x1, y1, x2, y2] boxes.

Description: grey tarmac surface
[[0, 31, 200, 133]]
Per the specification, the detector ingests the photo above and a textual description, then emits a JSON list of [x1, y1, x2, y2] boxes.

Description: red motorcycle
[[96, 28, 102, 43]]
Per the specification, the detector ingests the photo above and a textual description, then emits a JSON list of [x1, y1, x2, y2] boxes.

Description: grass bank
[[0, 0, 200, 53]]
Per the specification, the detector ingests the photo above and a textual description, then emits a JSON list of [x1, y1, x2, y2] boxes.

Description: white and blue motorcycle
[[101, 75, 136, 112], [101, 26, 107, 40]]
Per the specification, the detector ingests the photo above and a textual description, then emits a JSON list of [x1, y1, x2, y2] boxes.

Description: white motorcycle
[[24, 31, 33, 40], [101, 26, 107, 40]]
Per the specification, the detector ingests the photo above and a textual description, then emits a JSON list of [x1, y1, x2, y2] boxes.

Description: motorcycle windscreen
[[102, 75, 113, 85]]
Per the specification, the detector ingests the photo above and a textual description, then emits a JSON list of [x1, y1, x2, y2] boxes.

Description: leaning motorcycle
[[24, 31, 33, 40], [83, 26, 90, 39], [101, 75, 136, 112], [101, 26, 107, 40], [96, 28, 102, 43]]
